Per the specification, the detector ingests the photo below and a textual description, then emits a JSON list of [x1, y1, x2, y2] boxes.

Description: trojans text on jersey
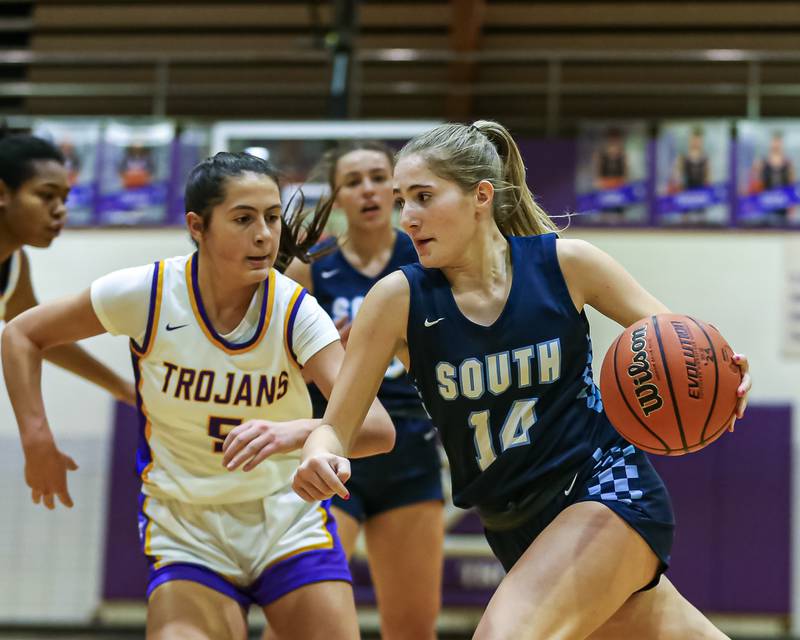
[[161, 361, 290, 407]]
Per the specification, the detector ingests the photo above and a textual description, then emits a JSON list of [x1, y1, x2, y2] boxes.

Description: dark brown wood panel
[[485, 2, 800, 27]]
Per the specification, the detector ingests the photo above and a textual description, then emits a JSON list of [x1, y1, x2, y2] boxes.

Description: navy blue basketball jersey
[[401, 233, 618, 510], [311, 231, 425, 417]]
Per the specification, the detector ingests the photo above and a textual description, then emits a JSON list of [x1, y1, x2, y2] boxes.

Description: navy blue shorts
[[484, 441, 675, 590], [331, 417, 444, 522]]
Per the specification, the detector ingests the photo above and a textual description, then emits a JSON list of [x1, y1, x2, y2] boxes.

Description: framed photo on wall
[[574, 121, 649, 226], [736, 120, 800, 227], [655, 120, 731, 226]]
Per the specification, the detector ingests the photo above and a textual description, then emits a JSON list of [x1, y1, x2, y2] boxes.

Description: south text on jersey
[[435, 340, 561, 401]]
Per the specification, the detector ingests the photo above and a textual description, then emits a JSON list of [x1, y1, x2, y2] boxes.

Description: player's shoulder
[[554, 236, 595, 265], [273, 268, 308, 306], [369, 269, 410, 304]]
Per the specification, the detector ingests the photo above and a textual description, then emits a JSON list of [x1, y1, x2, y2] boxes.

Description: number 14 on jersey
[[468, 398, 538, 471]]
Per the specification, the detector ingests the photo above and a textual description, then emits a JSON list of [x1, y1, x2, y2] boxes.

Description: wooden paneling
[[17, 0, 800, 122], [484, 3, 800, 27]]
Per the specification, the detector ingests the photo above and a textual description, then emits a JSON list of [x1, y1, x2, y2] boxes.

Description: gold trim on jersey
[[264, 506, 334, 567]]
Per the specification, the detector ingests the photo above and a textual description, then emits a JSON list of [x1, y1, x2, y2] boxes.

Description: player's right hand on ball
[[23, 440, 79, 510], [293, 454, 351, 502]]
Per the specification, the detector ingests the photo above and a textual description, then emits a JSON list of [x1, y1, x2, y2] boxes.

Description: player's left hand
[[729, 352, 751, 432], [222, 419, 312, 471]]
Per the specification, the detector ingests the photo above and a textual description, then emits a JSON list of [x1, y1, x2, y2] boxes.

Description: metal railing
[[2, 48, 798, 131]]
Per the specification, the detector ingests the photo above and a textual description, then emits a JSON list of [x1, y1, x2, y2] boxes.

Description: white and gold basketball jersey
[[130, 253, 337, 505], [0, 250, 22, 322]]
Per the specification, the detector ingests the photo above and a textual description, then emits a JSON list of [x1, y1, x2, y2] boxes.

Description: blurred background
[[0, 1, 799, 638]]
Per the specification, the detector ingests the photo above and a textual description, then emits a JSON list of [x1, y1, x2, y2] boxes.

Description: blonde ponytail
[[397, 120, 558, 236], [473, 120, 558, 235]]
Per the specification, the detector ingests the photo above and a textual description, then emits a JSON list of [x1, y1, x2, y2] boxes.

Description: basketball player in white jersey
[[2, 152, 395, 639], [0, 133, 134, 404]]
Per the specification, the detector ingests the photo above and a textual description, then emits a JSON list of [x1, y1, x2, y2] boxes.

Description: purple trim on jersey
[[130, 260, 161, 354], [136, 491, 150, 557], [286, 288, 308, 364], [190, 252, 269, 350], [147, 562, 251, 609], [130, 352, 152, 478], [249, 500, 351, 606]]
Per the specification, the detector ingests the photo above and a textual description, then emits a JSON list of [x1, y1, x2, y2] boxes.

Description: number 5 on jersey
[[468, 398, 538, 470], [208, 416, 242, 453]]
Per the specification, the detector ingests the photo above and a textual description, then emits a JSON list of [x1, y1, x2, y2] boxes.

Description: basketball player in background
[[0, 133, 134, 405], [671, 128, 711, 223], [261, 140, 444, 640], [592, 127, 628, 222], [2, 152, 395, 639], [120, 142, 156, 189], [750, 131, 797, 222], [291, 121, 752, 639]]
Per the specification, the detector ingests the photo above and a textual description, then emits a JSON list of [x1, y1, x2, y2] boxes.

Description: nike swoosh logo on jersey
[[423, 429, 436, 441], [564, 472, 579, 496], [165, 323, 189, 332], [321, 269, 340, 279], [424, 317, 445, 327]]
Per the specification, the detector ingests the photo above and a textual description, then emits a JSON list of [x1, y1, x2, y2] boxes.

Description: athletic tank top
[[310, 231, 426, 419], [401, 233, 618, 509]]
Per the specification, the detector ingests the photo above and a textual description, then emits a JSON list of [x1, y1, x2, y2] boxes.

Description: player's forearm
[[302, 423, 347, 461], [1, 322, 53, 449], [346, 400, 395, 458], [42, 343, 129, 401]]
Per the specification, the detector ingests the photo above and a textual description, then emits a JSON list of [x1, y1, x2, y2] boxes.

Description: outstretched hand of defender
[[293, 453, 351, 502], [728, 352, 751, 432], [23, 439, 79, 509], [222, 419, 313, 472]]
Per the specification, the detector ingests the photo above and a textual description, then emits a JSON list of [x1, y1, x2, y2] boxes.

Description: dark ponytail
[[184, 152, 335, 272]]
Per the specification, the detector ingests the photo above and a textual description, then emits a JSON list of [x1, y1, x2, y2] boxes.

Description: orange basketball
[[599, 314, 741, 455]]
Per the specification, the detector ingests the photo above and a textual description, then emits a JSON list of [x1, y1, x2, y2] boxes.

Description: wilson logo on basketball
[[627, 324, 664, 416]]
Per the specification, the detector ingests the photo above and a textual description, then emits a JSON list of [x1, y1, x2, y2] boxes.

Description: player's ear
[[475, 179, 494, 210], [185, 211, 205, 243]]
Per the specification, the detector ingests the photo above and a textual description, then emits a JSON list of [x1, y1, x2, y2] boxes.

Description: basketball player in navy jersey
[[673, 128, 711, 222], [0, 133, 134, 410], [292, 121, 752, 639], [751, 132, 796, 222], [592, 127, 628, 222], [277, 141, 443, 640]]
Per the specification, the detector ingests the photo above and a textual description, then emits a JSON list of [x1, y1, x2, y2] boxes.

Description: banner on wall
[[169, 124, 211, 224], [97, 120, 174, 226], [32, 119, 102, 227], [655, 121, 731, 226], [737, 120, 800, 227], [574, 121, 649, 225]]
